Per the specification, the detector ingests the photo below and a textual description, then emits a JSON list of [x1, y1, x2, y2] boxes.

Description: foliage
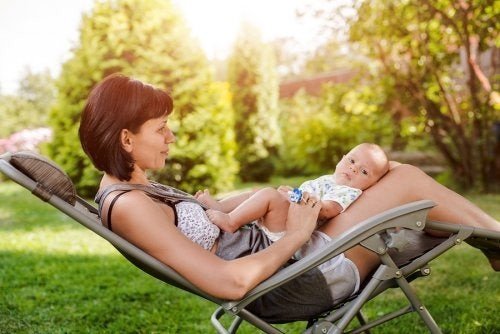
[[302, 38, 356, 76], [277, 81, 394, 176], [344, 0, 499, 191], [152, 82, 238, 194], [0, 69, 55, 138], [227, 23, 281, 182], [46, 0, 238, 196]]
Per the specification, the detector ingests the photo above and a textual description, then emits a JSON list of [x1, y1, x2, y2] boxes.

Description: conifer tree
[[48, 0, 237, 195], [227, 23, 281, 182]]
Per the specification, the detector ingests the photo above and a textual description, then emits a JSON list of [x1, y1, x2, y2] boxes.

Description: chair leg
[[328, 266, 389, 333], [228, 316, 243, 334], [395, 276, 442, 334], [355, 311, 371, 334]]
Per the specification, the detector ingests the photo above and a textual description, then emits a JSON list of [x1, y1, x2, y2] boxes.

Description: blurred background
[[1, 0, 498, 195]]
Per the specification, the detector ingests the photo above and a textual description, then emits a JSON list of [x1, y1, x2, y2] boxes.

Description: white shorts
[[294, 231, 361, 304]]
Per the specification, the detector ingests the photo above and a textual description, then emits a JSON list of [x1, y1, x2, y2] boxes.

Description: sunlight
[[0, 0, 320, 93], [173, 0, 319, 59]]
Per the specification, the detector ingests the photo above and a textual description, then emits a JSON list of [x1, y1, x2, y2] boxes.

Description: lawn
[[0, 180, 499, 333]]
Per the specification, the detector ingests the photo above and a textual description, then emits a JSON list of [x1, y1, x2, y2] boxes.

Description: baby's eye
[[361, 169, 368, 175], [349, 158, 355, 164]]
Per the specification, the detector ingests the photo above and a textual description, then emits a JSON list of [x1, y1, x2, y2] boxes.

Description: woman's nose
[[165, 129, 176, 143]]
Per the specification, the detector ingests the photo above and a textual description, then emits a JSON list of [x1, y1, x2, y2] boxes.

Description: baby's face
[[334, 146, 387, 190]]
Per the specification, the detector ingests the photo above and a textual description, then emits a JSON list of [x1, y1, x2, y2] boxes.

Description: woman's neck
[[100, 170, 150, 188]]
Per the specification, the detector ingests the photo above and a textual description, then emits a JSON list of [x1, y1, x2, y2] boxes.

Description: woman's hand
[[285, 193, 321, 242]]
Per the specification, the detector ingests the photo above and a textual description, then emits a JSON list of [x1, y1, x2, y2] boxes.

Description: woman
[[79, 74, 499, 322]]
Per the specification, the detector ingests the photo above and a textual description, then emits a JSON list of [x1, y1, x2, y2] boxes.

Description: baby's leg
[[254, 187, 291, 233], [208, 187, 290, 233]]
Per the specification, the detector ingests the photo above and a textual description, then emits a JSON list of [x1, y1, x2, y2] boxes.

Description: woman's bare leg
[[319, 164, 499, 276], [322, 164, 499, 234], [238, 187, 290, 232]]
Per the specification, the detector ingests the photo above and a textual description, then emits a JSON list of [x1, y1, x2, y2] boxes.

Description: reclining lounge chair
[[1, 151, 499, 334]]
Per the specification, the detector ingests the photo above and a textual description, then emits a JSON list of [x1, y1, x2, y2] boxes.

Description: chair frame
[[1, 151, 498, 334]]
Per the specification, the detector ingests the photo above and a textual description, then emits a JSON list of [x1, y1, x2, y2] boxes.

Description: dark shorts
[[216, 224, 334, 323]]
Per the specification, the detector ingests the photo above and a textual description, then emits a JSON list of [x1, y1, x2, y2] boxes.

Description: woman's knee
[[387, 163, 428, 179]]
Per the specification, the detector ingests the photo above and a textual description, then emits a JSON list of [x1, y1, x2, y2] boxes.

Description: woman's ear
[[121, 129, 133, 153]]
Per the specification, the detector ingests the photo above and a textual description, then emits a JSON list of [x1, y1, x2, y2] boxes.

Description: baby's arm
[[318, 200, 343, 221]]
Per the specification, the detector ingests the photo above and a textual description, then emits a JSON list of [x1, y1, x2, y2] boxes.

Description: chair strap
[[106, 191, 130, 231], [96, 182, 207, 208]]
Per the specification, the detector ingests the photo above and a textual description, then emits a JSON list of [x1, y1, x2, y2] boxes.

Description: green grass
[[1, 181, 499, 333]]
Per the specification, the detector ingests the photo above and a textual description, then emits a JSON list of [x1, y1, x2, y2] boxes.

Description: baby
[[197, 143, 389, 241]]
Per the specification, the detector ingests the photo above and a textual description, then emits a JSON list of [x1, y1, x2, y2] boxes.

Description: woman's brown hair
[[79, 74, 173, 180]]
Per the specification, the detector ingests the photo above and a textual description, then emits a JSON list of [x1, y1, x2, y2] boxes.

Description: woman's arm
[[110, 190, 320, 300]]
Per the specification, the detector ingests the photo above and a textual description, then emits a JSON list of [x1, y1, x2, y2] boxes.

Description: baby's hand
[[277, 185, 293, 198]]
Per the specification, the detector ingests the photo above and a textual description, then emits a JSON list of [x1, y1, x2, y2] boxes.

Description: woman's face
[[127, 115, 176, 172]]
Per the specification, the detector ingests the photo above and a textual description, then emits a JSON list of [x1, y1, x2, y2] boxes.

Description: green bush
[[277, 83, 394, 176], [152, 82, 238, 194]]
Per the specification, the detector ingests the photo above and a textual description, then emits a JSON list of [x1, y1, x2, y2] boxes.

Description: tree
[[227, 23, 281, 182], [315, 0, 500, 190], [47, 0, 237, 196], [0, 69, 55, 138], [315, 0, 499, 190]]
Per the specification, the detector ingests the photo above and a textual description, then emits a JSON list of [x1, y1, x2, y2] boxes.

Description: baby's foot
[[195, 189, 222, 210], [206, 210, 235, 232]]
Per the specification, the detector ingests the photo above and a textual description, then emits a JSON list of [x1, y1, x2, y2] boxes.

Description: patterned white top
[[299, 174, 362, 212], [175, 202, 220, 251]]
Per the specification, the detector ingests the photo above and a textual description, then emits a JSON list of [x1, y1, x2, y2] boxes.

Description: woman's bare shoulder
[[109, 189, 174, 227]]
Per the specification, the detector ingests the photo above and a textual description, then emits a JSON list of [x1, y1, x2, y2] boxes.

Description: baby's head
[[334, 143, 389, 190]]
